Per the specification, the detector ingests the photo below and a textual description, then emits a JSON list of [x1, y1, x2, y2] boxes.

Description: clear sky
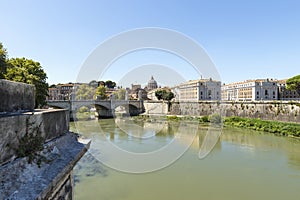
[[1, 0, 300, 86]]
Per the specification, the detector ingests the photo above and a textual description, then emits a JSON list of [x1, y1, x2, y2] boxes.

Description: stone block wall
[[144, 101, 169, 115], [0, 80, 89, 199], [168, 101, 300, 123], [0, 79, 35, 112], [0, 109, 69, 165]]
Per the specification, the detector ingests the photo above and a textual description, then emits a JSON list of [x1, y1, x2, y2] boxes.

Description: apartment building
[[173, 78, 221, 101], [221, 79, 278, 101]]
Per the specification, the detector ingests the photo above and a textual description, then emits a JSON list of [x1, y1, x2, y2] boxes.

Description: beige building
[[221, 79, 278, 101], [173, 78, 221, 101], [278, 79, 300, 100], [48, 83, 76, 100]]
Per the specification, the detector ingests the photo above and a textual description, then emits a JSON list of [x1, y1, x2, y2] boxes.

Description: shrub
[[209, 114, 222, 124]]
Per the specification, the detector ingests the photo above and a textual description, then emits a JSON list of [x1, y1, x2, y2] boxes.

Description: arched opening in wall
[[75, 105, 96, 121]]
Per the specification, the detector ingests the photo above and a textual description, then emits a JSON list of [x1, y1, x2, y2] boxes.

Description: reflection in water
[[71, 119, 300, 200]]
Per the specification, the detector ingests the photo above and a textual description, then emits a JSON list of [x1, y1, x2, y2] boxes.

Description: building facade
[[278, 79, 300, 100], [221, 79, 278, 101], [48, 83, 76, 100], [173, 78, 221, 101]]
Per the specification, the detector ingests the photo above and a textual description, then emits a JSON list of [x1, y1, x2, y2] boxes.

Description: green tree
[[89, 80, 99, 88], [287, 75, 300, 95], [113, 88, 126, 100], [0, 42, 8, 79], [164, 91, 174, 101], [155, 90, 166, 100], [95, 85, 107, 100], [98, 81, 105, 87], [5, 58, 48, 108], [105, 80, 116, 89], [75, 84, 95, 100], [155, 89, 174, 101]]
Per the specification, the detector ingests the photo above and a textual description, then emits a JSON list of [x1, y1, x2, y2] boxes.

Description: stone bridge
[[47, 100, 145, 118]]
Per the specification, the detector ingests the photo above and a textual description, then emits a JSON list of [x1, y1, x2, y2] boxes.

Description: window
[[257, 91, 259, 95], [265, 90, 268, 95]]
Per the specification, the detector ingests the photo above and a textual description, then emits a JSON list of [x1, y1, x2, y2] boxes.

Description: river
[[70, 118, 300, 200]]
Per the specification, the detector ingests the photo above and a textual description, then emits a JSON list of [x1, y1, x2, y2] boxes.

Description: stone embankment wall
[[170, 101, 300, 123], [143, 101, 169, 115], [0, 80, 89, 199], [145, 100, 300, 123]]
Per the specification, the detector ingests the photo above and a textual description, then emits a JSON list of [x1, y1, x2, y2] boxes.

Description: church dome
[[147, 76, 158, 90]]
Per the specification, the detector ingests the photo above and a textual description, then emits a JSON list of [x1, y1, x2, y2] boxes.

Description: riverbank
[[224, 116, 300, 138], [134, 114, 300, 138]]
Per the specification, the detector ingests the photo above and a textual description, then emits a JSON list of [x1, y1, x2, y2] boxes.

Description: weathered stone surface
[[0, 133, 90, 200], [144, 101, 169, 115], [0, 79, 35, 112], [169, 101, 300, 123], [0, 109, 69, 165], [0, 80, 89, 200]]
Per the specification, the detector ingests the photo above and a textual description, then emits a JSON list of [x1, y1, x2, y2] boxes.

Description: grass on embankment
[[134, 114, 300, 138], [224, 116, 300, 137]]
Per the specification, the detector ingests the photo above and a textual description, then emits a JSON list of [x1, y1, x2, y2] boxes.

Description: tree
[[155, 90, 166, 100], [155, 89, 174, 101], [0, 42, 8, 79], [75, 84, 95, 100], [287, 75, 300, 95], [164, 91, 174, 101], [113, 88, 126, 100], [5, 58, 48, 108], [95, 85, 107, 100], [98, 81, 105, 87], [89, 80, 99, 88], [105, 80, 116, 89]]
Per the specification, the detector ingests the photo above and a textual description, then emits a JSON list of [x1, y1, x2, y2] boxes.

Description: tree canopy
[[113, 88, 126, 100], [155, 89, 174, 101], [95, 85, 107, 100], [0, 43, 8, 79], [89, 80, 99, 88], [286, 75, 300, 95], [5, 57, 48, 108], [75, 84, 95, 100], [105, 80, 116, 89]]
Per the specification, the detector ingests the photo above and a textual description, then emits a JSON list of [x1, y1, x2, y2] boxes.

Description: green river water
[[70, 118, 300, 200]]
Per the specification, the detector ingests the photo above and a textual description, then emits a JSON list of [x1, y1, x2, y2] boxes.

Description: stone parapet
[[0, 133, 90, 199], [0, 109, 69, 165], [0, 79, 35, 112]]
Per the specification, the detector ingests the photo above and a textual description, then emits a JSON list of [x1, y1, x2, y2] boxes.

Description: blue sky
[[1, 0, 300, 86]]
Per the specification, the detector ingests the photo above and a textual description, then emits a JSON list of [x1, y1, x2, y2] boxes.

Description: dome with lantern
[[147, 76, 158, 90]]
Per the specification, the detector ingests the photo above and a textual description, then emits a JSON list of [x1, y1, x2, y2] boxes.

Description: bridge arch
[[47, 100, 144, 119]]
